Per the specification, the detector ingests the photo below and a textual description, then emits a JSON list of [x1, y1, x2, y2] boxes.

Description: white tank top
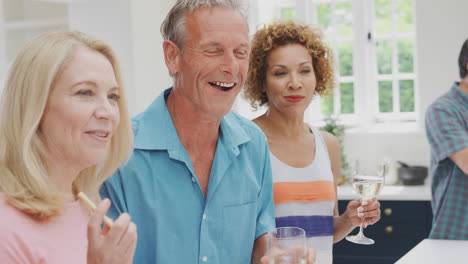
[[270, 125, 336, 264]]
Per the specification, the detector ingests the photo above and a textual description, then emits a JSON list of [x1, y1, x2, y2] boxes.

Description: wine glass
[[267, 227, 307, 264], [345, 160, 386, 245]]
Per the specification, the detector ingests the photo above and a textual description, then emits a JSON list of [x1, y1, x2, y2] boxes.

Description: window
[[276, 0, 296, 20], [372, 0, 416, 121], [312, 0, 356, 118], [244, 0, 417, 128]]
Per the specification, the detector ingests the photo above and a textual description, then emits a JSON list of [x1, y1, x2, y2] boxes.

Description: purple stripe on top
[[275, 215, 334, 237]]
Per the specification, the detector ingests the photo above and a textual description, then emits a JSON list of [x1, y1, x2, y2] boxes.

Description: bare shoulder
[[251, 115, 268, 131], [320, 130, 340, 149], [252, 116, 261, 126], [319, 130, 341, 185]]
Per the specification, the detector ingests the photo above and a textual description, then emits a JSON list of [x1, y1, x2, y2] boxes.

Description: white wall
[[129, 0, 174, 115], [68, 0, 135, 113], [68, 0, 173, 117], [416, 0, 468, 118]]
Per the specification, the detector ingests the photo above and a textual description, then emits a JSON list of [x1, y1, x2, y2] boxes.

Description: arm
[[425, 103, 468, 175], [321, 131, 355, 242], [251, 233, 268, 264], [449, 147, 468, 175], [321, 131, 381, 243]]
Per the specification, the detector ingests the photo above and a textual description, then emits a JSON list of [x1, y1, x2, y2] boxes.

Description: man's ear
[[163, 40, 181, 76]]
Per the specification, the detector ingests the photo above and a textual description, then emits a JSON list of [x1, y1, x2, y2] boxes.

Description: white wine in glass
[[346, 161, 386, 245], [353, 176, 384, 200]]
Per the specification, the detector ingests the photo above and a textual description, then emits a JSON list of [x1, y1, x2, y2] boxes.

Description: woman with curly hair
[[245, 22, 381, 264]]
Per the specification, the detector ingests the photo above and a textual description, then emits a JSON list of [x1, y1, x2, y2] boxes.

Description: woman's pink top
[[0, 193, 90, 264]]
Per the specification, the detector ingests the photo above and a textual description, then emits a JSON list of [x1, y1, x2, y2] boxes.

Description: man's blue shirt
[[100, 88, 275, 263]]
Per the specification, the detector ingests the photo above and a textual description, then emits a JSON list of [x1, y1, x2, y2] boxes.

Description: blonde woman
[[0, 31, 136, 264]]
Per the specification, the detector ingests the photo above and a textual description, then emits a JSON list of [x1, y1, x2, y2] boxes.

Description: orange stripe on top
[[273, 181, 336, 205]]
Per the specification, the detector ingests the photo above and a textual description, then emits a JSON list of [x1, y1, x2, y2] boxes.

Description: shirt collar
[[133, 88, 251, 151]]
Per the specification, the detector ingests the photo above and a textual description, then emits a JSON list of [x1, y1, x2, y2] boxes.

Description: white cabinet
[[0, 0, 68, 88]]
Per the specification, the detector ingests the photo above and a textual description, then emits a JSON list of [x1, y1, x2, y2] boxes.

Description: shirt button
[[191, 177, 195, 182], [203, 214, 207, 220], [202, 256, 208, 262]]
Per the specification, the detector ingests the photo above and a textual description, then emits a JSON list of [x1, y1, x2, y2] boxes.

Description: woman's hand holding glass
[[344, 199, 381, 229], [86, 199, 137, 264], [345, 160, 385, 245]]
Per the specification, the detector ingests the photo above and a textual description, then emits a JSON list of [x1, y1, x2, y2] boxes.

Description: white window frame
[[368, 0, 418, 123], [309, 0, 357, 125]]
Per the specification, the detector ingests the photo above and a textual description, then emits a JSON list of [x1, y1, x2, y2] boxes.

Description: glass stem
[[357, 217, 365, 238]]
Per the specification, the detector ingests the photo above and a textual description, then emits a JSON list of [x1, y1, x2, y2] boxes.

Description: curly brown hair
[[244, 21, 335, 110]]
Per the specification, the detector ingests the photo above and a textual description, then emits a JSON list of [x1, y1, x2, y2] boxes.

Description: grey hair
[[160, 0, 248, 49]]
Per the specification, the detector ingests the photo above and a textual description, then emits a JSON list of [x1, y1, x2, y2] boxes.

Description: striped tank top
[[271, 125, 336, 264]]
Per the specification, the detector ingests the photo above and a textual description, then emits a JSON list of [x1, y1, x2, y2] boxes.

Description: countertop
[[395, 239, 468, 264], [337, 184, 431, 201]]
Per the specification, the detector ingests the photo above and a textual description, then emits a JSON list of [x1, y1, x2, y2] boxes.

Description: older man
[[425, 38, 468, 240], [100, 1, 280, 263]]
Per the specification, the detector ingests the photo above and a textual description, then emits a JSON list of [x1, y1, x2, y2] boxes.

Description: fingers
[[356, 200, 369, 218], [284, 246, 311, 263], [358, 199, 380, 213], [102, 223, 111, 236], [359, 199, 381, 227], [307, 248, 316, 264], [347, 199, 370, 218], [86, 197, 138, 264], [347, 199, 362, 210], [104, 213, 132, 248], [267, 246, 283, 258], [120, 222, 138, 260], [87, 211, 138, 264], [346, 199, 382, 227], [88, 199, 111, 242], [263, 246, 310, 263]]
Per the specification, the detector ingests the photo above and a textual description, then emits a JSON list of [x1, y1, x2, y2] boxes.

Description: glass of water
[[267, 227, 307, 264]]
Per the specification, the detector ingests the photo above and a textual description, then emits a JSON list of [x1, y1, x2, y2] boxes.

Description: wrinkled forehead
[[187, 5, 248, 27], [184, 6, 249, 39]]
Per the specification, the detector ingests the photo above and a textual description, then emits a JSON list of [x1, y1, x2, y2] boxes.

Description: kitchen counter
[[337, 185, 431, 201], [395, 239, 468, 264]]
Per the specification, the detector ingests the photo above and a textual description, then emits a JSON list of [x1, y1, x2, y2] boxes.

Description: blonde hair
[[0, 31, 133, 220], [244, 22, 335, 110]]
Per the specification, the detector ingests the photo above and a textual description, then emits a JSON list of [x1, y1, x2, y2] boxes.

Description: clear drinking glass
[[267, 227, 307, 264], [345, 160, 386, 245]]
